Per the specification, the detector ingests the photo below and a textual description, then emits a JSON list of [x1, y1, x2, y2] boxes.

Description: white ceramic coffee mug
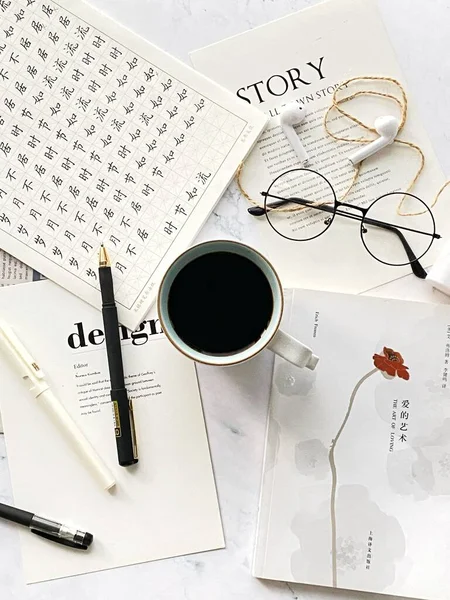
[[158, 240, 319, 369]]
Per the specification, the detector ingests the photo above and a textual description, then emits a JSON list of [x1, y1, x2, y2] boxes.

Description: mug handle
[[267, 329, 319, 370]]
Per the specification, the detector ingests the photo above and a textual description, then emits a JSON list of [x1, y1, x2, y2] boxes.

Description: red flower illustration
[[373, 347, 410, 380]]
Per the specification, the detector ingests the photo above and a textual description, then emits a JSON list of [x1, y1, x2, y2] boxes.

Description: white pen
[[0, 321, 115, 491]]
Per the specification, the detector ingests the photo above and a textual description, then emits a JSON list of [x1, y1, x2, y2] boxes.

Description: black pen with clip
[[98, 244, 138, 467], [0, 501, 93, 550]]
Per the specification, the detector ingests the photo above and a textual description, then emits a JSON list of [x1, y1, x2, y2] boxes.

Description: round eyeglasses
[[248, 168, 441, 279]]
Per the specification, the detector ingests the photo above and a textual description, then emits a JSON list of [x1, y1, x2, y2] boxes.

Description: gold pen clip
[[129, 400, 138, 460]]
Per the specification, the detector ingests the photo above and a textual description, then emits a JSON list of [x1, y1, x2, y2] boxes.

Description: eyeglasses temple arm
[[363, 215, 428, 279], [248, 199, 289, 216], [248, 196, 330, 217]]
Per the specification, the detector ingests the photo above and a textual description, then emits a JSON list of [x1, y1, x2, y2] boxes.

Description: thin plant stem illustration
[[329, 368, 377, 587], [328, 348, 410, 587]]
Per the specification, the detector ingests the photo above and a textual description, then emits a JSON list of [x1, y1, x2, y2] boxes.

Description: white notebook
[[255, 288, 450, 600], [0, 0, 267, 330], [0, 280, 223, 584]]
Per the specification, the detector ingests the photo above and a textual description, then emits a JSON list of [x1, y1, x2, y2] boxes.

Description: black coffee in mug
[[167, 251, 274, 355]]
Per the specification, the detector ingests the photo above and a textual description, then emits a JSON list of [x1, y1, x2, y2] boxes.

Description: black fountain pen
[[0, 502, 93, 550], [99, 244, 138, 467]]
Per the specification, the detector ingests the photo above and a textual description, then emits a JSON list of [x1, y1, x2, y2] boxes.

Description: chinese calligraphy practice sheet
[[0, 0, 266, 328]]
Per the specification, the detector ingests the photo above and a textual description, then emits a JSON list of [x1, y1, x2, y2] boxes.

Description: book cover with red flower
[[254, 288, 450, 600]]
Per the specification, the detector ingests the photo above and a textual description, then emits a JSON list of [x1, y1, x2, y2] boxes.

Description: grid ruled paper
[[0, 0, 267, 328]]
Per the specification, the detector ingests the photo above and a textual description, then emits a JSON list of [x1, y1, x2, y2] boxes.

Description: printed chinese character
[[143, 67, 156, 81], [59, 15, 71, 29], [55, 129, 68, 142], [72, 68, 84, 82], [117, 144, 130, 159], [86, 196, 98, 211], [196, 171, 211, 185], [94, 106, 108, 122], [106, 91, 117, 104], [49, 102, 61, 117], [60, 85, 75, 100], [88, 79, 101, 93], [175, 204, 187, 216], [17, 224, 29, 236], [163, 221, 177, 235], [157, 123, 167, 136], [37, 47, 48, 62], [92, 35, 105, 48], [140, 112, 153, 126], [96, 178, 109, 193], [134, 85, 145, 98], [195, 98, 205, 112], [111, 118, 125, 132], [34, 234, 46, 246], [113, 189, 127, 203], [127, 57, 138, 70], [186, 187, 198, 201], [167, 105, 178, 119], [73, 139, 86, 153], [82, 52, 95, 66], [26, 65, 37, 79], [79, 167, 92, 182], [141, 183, 154, 197], [14, 81, 27, 95], [64, 42, 78, 56], [103, 207, 114, 221], [124, 173, 136, 184], [161, 78, 172, 92], [54, 58, 68, 72], [32, 91, 44, 105], [0, 141, 11, 156], [92, 222, 103, 236], [43, 74, 57, 89], [76, 25, 89, 40], [75, 211, 86, 224], [76, 96, 91, 112], [99, 63, 112, 77], [48, 31, 59, 45], [110, 46, 122, 60]]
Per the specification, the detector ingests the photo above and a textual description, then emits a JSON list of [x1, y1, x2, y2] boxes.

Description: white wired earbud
[[347, 115, 400, 166], [279, 103, 309, 165]]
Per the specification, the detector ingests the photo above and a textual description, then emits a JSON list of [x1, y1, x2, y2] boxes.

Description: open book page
[[191, 0, 448, 295], [0, 250, 35, 286], [254, 288, 450, 600], [0, 280, 223, 583], [0, 0, 267, 330]]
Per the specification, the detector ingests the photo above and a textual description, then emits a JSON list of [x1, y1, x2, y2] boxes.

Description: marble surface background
[[2, 0, 450, 598]]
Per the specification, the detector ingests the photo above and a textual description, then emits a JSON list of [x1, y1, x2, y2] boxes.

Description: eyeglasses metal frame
[[248, 168, 441, 280]]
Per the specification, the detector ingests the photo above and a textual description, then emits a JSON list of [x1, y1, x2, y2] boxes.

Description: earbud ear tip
[[374, 115, 400, 136], [280, 102, 308, 125]]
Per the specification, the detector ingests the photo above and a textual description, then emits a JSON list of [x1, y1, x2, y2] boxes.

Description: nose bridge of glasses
[[336, 201, 368, 216]]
